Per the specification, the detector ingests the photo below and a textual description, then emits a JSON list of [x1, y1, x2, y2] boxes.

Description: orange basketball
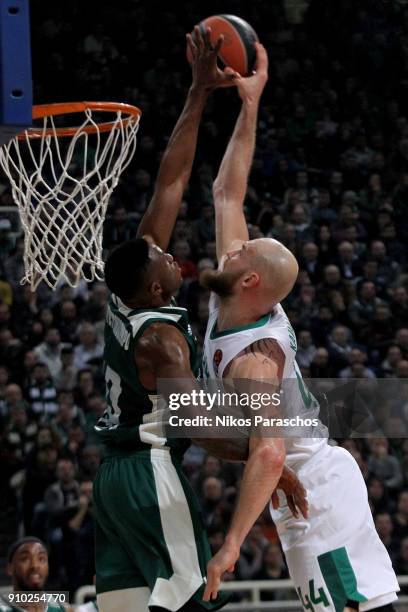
[[188, 14, 259, 77]]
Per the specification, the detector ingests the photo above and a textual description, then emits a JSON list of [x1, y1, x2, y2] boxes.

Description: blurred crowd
[[0, 0, 408, 601]]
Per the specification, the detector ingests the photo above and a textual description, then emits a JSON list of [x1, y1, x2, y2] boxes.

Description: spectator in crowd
[[1, 537, 66, 611], [102, 203, 137, 249], [43, 459, 83, 588], [55, 301, 78, 344], [192, 455, 223, 494], [349, 281, 385, 330], [395, 537, 408, 592], [52, 400, 86, 446], [393, 491, 408, 540], [66, 480, 95, 590], [368, 477, 391, 515], [327, 325, 353, 373], [375, 513, 400, 563], [73, 324, 103, 371], [1, 384, 28, 420], [310, 347, 334, 378], [254, 543, 290, 601], [391, 287, 408, 328], [299, 242, 322, 284], [73, 369, 96, 410], [237, 522, 268, 580], [22, 444, 59, 537], [296, 330, 316, 369], [200, 477, 224, 528], [173, 240, 198, 281], [1, 404, 38, 479], [336, 241, 361, 280], [34, 328, 66, 383], [395, 328, 408, 360], [339, 347, 376, 379], [82, 282, 108, 325], [27, 363, 58, 422], [368, 439, 404, 491], [380, 345, 403, 377], [54, 345, 78, 391], [0, 329, 24, 380], [78, 445, 101, 481]]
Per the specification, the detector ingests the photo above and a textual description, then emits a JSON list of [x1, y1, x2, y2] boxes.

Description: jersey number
[[297, 580, 330, 610]]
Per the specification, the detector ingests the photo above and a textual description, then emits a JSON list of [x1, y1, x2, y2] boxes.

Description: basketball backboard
[[0, 0, 32, 145]]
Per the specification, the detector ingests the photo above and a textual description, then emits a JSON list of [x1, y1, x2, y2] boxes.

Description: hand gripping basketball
[[186, 25, 239, 91], [235, 43, 269, 104]]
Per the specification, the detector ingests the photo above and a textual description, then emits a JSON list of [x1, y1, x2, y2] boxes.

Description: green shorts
[[93, 447, 228, 611]]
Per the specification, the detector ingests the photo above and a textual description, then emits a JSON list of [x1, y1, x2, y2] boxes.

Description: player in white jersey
[[202, 44, 399, 611]]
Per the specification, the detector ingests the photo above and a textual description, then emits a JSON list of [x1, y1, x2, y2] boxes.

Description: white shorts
[[271, 445, 399, 611]]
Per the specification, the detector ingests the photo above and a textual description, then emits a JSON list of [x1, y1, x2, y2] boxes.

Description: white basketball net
[[0, 106, 140, 290]]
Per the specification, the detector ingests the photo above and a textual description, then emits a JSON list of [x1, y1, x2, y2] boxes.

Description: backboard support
[[0, 0, 32, 145]]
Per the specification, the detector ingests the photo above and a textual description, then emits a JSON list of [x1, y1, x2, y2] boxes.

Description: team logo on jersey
[[213, 349, 223, 375]]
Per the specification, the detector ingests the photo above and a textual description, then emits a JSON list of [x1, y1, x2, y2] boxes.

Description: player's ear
[[5, 563, 12, 578], [149, 281, 162, 297], [242, 271, 259, 289]]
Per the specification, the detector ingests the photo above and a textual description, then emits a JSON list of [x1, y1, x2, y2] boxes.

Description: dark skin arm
[[137, 27, 238, 250], [136, 323, 247, 458]]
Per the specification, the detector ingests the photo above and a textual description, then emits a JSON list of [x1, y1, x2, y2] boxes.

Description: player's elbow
[[256, 441, 286, 473], [212, 181, 227, 207]]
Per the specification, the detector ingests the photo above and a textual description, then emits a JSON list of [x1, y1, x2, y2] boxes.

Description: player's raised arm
[[203, 338, 286, 602], [137, 27, 239, 250], [213, 43, 268, 260]]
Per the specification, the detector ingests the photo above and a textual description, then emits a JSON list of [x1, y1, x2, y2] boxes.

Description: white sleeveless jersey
[[203, 295, 328, 470]]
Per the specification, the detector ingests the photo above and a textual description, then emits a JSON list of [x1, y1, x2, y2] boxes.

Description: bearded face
[[200, 243, 256, 296], [200, 267, 247, 297]]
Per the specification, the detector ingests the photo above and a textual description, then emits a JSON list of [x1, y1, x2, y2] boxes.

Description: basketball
[[191, 15, 259, 76]]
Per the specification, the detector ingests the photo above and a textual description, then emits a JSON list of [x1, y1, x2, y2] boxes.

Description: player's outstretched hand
[[271, 465, 309, 519], [187, 25, 240, 91], [235, 42, 268, 104], [203, 541, 239, 602]]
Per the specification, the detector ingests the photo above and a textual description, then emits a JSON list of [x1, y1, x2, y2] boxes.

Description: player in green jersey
[[93, 31, 306, 612]]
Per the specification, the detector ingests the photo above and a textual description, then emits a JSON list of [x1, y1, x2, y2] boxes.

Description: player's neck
[[124, 294, 173, 309], [217, 296, 269, 331]]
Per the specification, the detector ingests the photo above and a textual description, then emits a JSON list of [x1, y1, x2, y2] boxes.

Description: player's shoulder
[[232, 337, 285, 371], [138, 320, 186, 342], [135, 321, 189, 362]]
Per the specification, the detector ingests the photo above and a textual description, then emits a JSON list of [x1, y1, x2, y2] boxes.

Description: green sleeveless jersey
[[95, 294, 198, 454]]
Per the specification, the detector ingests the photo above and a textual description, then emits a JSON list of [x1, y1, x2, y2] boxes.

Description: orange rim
[[17, 101, 141, 140]]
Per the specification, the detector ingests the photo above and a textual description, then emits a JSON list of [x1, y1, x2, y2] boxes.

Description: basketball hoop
[[0, 101, 141, 290]]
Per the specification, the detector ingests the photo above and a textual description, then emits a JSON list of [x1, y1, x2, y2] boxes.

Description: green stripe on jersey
[[318, 547, 367, 611]]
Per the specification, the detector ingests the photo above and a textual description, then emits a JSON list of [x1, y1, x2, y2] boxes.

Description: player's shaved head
[[248, 238, 299, 303], [202, 238, 298, 308]]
